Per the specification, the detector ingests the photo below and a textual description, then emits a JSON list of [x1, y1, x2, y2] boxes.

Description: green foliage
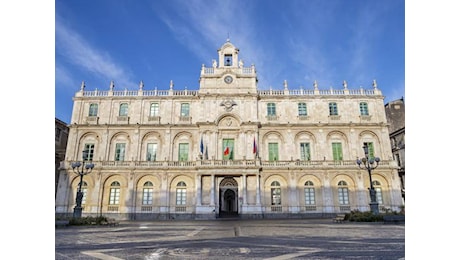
[[69, 216, 108, 226], [346, 208, 404, 222], [346, 210, 382, 222]]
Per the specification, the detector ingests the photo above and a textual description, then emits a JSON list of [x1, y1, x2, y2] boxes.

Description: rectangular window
[[142, 188, 153, 205], [89, 103, 98, 116], [119, 103, 128, 116], [178, 143, 189, 161], [147, 143, 157, 161], [109, 188, 120, 205], [150, 103, 159, 116], [329, 102, 338, 115], [181, 103, 190, 116], [267, 103, 276, 116], [304, 188, 315, 205], [222, 139, 234, 160], [115, 143, 126, 161], [268, 143, 279, 161], [176, 188, 186, 205], [84, 143, 95, 161], [363, 142, 375, 159], [298, 103, 307, 116], [300, 143, 310, 161], [360, 102, 369, 116], [332, 142, 343, 161], [338, 188, 349, 205]]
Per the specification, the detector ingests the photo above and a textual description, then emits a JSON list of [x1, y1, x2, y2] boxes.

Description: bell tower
[[218, 39, 239, 68], [199, 39, 258, 95]]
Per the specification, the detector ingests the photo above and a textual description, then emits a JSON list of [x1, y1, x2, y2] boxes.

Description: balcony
[[117, 116, 129, 122], [266, 115, 279, 121], [148, 116, 161, 123], [328, 115, 341, 120], [63, 159, 392, 170], [86, 116, 99, 124]]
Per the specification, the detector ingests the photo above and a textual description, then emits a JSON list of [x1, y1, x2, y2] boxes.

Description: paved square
[[55, 219, 404, 259]]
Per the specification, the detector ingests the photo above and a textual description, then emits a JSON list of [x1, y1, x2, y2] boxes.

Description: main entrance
[[219, 177, 238, 217]]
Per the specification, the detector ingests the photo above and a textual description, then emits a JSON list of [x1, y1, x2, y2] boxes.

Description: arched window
[[300, 143, 311, 161], [332, 142, 343, 161], [338, 180, 349, 205], [115, 143, 126, 161], [81, 181, 88, 205], [178, 143, 189, 161], [142, 181, 154, 205], [89, 103, 98, 116], [119, 103, 128, 116], [359, 102, 369, 115], [372, 180, 383, 204], [147, 143, 157, 161], [271, 181, 281, 205], [176, 181, 187, 205], [304, 181, 315, 205], [109, 181, 121, 205], [268, 143, 279, 161]]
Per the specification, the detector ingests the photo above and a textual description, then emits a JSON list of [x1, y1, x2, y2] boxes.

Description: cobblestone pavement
[[55, 219, 404, 259]]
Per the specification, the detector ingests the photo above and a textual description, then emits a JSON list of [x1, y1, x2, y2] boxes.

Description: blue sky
[[55, 0, 405, 124]]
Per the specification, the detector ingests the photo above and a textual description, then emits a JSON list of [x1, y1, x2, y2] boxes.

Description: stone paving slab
[[55, 219, 405, 259]]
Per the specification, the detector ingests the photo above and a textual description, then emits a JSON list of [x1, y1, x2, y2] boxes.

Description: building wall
[[385, 98, 405, 202], [55, 118, 69, 197], [56, 41, 403, 219]]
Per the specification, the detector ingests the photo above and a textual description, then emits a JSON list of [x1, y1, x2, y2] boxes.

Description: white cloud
[[55, 16, 136, 89], [151, 0, 266, 81], [55, 64, 74, 89]]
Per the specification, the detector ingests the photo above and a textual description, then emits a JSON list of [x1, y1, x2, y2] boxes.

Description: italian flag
[[223, 146, 230, 156]]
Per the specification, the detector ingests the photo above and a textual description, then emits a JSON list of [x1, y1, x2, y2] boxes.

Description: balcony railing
[[78, 82, 381, 98], [63, 159, 393, 170]]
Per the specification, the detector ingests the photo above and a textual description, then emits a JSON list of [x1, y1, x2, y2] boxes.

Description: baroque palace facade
[[55, 40, 403, 220]]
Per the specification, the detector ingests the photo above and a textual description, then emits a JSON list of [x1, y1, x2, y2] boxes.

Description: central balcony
[[62, 159, 394, 170]]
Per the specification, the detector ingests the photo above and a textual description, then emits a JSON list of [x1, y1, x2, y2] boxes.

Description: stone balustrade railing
[[79, 87, 379, 98], [63, 159, 394, 170]]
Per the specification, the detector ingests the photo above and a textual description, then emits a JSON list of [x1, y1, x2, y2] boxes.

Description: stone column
[[256, 172, 261, 205], [127, 171, 136, 218], [210, 174, 215, 206], [322, 171, 334, 213], [196, 174, 202, 206], [241, 174, 247, 205], [160, 173, 169, 214]]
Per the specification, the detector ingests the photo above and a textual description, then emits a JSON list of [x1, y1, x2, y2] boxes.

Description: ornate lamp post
[[72, 150, 95, 218], [356, 144, 380, 215]]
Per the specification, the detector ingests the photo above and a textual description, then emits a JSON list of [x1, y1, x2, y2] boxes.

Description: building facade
[[55, 117, 69, 197], [385, 97, 405, 202], [55, 40, 403, 220]]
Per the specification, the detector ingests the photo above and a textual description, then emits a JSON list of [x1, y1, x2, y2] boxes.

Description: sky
[[55, 0, 405, 124]]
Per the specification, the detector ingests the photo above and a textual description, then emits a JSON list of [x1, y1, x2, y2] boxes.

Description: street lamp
[[356, 144, 380, 215], [71, 150, 95, 218]]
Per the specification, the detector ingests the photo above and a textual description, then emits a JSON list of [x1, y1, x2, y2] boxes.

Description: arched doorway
[[219, 177, 238, 217]]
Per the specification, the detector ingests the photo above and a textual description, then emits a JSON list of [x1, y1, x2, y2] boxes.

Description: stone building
[[385, 97, 405, 202], [55, 117, 69, 197], [55, 40, 403, 220]]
